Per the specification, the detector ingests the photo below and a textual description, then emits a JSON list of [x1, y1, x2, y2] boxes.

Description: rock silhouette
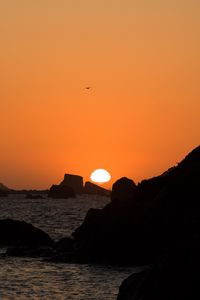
[[84, 181, 110, 196], [48, 173, 110, 198], [60, 174, 84, 193], [117, 239, 200, 300], [48, 184, 75, 199], [111, 177, 136, 203], [0, 219, 54, 247], [50, 145, 200, 265]]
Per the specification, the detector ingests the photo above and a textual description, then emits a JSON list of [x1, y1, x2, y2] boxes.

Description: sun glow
[[90, 169, 111, 183]]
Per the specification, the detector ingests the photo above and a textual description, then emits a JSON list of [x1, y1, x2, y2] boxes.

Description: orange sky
[[1, 1, 200, 189]]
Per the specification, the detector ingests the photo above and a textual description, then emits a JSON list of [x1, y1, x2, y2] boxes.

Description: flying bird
[[85, 86, 92, 90]]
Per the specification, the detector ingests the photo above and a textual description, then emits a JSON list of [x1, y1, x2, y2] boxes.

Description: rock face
[[0, 189, 8, 197], [48, 184, 75, 199], [117, 240, 200, 300], [111, 177, 136, 202], [48, 174, 84, 198], [84, 181, 110, 196], [60, 174, 84, 194], [0, 219, 54, 247], [51, 145, 200, 265]]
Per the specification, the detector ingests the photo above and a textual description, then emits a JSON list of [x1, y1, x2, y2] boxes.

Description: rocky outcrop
[[84, 181, 110, 196], [111, 177, 136, 202], [48, 184, 75, 199], [60, 174, 84, 194], [51, 145, 200, 265], [117, 239, 200, 300], [0, 219, 54, 247]]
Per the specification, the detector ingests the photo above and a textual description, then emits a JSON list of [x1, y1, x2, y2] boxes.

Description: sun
[[90, 169, 111, 183]]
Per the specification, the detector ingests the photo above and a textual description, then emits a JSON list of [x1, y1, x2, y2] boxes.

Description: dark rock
[[60, 174, 84, 193], [50, 173, 111, 197], [6, 246, 55, 258], [54, 237, 75, 253], [0, 189, 8, 197], [0, 219, 54, 247], [84, 181, 110, 196], [117, 239, 200, 300], [48, 237, 78, 263], [25, 194, 44, 199], [111, 177, 136, 203], [48, 184, 75, 199]]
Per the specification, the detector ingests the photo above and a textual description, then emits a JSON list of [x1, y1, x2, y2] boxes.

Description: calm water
[[0, 195, 138, 299]]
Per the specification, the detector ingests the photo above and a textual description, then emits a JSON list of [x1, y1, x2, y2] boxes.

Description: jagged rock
[[84, 181, 110, 196], [111, 177, 136, 202], [48, 184, 75, 199], [60, 174, 84, 193], [0, 219, 54, 247]]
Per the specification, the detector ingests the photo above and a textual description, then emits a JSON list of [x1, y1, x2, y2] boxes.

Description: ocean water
[[0, 195, 138, 299]]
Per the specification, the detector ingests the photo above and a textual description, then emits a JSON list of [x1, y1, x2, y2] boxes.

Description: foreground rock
[[51, 145, 200, 265], [117, 239, 200, 300], [0, 219, 54, 247]]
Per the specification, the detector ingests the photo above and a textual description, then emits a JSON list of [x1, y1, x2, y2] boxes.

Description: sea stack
[[60, 174, 84, 194]]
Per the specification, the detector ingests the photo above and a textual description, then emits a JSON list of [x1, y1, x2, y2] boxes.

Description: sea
[[0, 194, 139, 300]]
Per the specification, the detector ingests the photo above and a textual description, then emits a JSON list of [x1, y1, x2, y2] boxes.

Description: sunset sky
[[1, 1, 200, 189]]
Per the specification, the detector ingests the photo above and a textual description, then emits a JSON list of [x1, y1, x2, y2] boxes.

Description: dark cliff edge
[[49, 145, 200, 268]]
